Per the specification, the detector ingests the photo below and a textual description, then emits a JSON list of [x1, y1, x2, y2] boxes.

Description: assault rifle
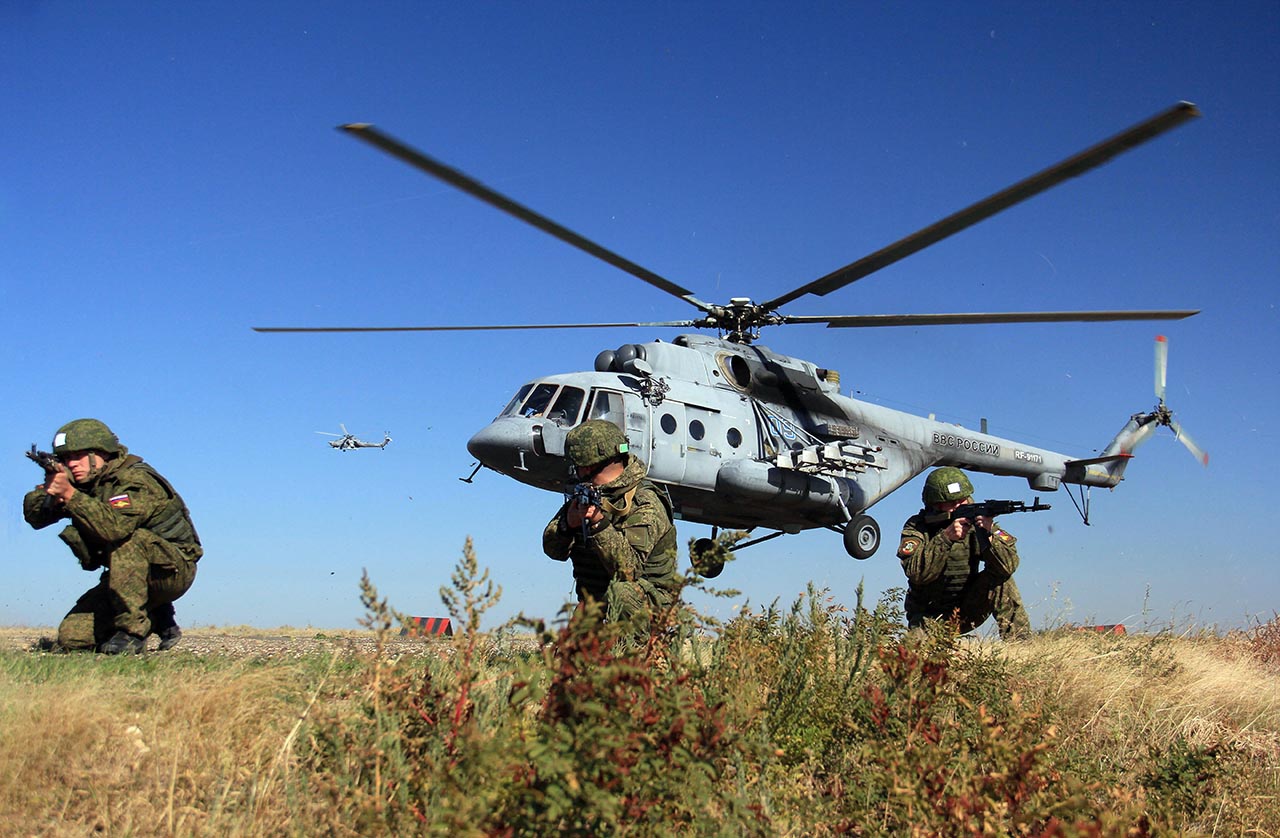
[[566, 482, 603, 510], [25, 445, 64, 514], [25, 445, 60, 474], [927, 497, 1051, 552], [948, 498, 1051, 522], [564, 482, 604, 539]]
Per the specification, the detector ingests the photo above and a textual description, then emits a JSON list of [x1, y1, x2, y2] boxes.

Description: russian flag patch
[[108, 494, 132, 509]]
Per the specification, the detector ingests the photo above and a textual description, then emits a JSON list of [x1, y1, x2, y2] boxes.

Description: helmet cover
[[566, 420, 629, 469], [53, 418, 121, 456], [922, 466, 973, 505]]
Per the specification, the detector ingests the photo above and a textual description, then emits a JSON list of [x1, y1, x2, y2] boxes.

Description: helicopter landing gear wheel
[[690, 537, 725, 578], [844, 514, 880, 560]]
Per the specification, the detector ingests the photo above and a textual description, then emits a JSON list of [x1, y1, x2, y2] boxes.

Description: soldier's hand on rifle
[[973, 514, 995, 533], [566, 500, 603, 530], [943, 517, 971, 542], [44, 468, 75, 504]]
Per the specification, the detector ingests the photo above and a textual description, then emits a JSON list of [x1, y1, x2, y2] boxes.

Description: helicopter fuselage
[[466, 333, 1123, 535]]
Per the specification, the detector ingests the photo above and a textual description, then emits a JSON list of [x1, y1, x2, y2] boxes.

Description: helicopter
[[260, 102, 1207, 576], [317, 424, 392, 452]]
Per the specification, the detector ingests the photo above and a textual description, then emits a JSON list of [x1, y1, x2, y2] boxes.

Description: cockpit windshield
[[500, 382, 586, 426], [498, 384, 534, 418]]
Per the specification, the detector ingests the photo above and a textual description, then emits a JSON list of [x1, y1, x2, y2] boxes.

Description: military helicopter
[[260, 102, 1207, 576], [317, 424, 392, 452]]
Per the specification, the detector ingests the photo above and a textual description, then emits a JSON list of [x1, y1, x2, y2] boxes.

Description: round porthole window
[[726, 427, 742, 448], [660, 413, 678, 434], [689, 420, 705, 441]]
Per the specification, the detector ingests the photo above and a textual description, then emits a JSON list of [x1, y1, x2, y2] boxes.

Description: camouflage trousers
[[58, 529, 198, 651], [907, 574, 1031, 640], [570, 578, 672, 651]]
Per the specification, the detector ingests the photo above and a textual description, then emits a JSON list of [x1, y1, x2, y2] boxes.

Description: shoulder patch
[[108, 494, 132, 509], [897, 537, 923, 558]]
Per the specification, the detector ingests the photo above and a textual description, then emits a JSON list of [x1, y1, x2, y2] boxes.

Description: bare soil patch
[[0, 625, 447, 658]]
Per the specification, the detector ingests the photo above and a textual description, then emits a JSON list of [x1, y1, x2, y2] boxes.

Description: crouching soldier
[[24, 419, 202, 654]]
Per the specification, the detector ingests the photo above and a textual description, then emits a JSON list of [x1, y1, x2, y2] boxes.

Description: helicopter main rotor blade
[[255, 320, 699, 333], [340, 123, 715, 315], [781, 309, 1199, 328], [760, 102, 1201, 313]]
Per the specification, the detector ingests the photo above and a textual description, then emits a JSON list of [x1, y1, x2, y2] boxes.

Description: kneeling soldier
[[897, 467, 1031, 640], [24, 419, 202, 654]]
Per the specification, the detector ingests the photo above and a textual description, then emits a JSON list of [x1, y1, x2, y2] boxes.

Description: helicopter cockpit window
[[518, 383, 559, 418], [546, 386, 585, 426], [586, 389, 625, 425], [499, 383, 535, 418]]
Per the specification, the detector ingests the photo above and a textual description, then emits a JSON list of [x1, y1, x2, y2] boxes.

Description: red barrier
[[401, 616, 454, 637], [1077, 624, 1126, 635]]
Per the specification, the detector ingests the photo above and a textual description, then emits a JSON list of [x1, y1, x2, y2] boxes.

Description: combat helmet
[[52, 418, 121, 456], [922, 466, 973, 505], [566, 420, 629, 469]]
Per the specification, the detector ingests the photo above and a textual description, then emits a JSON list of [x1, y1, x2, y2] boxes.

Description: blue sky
[[3, 2, 1276, 633]]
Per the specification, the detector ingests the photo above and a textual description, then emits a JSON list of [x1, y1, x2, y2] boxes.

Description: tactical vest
[[635, 480, 681, 598], [931, 545, 975, 611], [132, 462, 202, 548], [908, 515, 976, 615], [93, 458, 202, 550]]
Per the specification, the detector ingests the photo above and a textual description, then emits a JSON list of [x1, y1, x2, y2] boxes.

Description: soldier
[[895, 467, 1031, 640], [542, 420, 681, 647], [23, 419, 202, 654]]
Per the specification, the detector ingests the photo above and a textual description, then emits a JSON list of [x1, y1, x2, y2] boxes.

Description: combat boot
[[149, 604, 182, 651], [156, 625, 182, 651], [100, 630, 146, 655]]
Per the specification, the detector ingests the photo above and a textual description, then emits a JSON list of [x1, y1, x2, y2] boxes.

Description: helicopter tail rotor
[[1125, 335, 1208, 465], [1154, 333, 1168, 403]]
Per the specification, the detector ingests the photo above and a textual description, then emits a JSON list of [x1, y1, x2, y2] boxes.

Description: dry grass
[[1005, 630, 1280, 757], [0, 654, 317, 835], [1, 614, 1277, 835], [995, 628, 1280, 836]]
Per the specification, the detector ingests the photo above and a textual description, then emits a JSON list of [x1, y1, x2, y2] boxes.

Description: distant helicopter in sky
[[261, 102, 1207, 577], [317, 424, 391, 452]]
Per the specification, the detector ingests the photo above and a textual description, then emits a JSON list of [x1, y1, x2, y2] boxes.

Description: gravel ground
[[0, 626, 457, 658]]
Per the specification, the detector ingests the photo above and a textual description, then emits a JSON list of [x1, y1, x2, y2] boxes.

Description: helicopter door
[[647, 401, 688, 483]]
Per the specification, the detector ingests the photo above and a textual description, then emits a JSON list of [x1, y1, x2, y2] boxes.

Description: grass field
[[2, 542, 1276, 836]]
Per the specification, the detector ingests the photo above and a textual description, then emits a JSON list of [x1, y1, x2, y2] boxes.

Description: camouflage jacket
[[24, 453, 203, 568], [542, 455, 679, 602], [896, 509, 1019, 617]]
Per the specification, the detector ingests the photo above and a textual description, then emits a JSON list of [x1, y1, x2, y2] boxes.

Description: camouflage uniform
[[24, 423, 201, 651], [543, 440, 680, 646], [895, 468, 1031, 639]]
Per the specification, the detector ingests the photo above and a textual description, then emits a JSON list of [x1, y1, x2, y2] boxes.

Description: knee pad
[[57, 612, 99, 651]]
